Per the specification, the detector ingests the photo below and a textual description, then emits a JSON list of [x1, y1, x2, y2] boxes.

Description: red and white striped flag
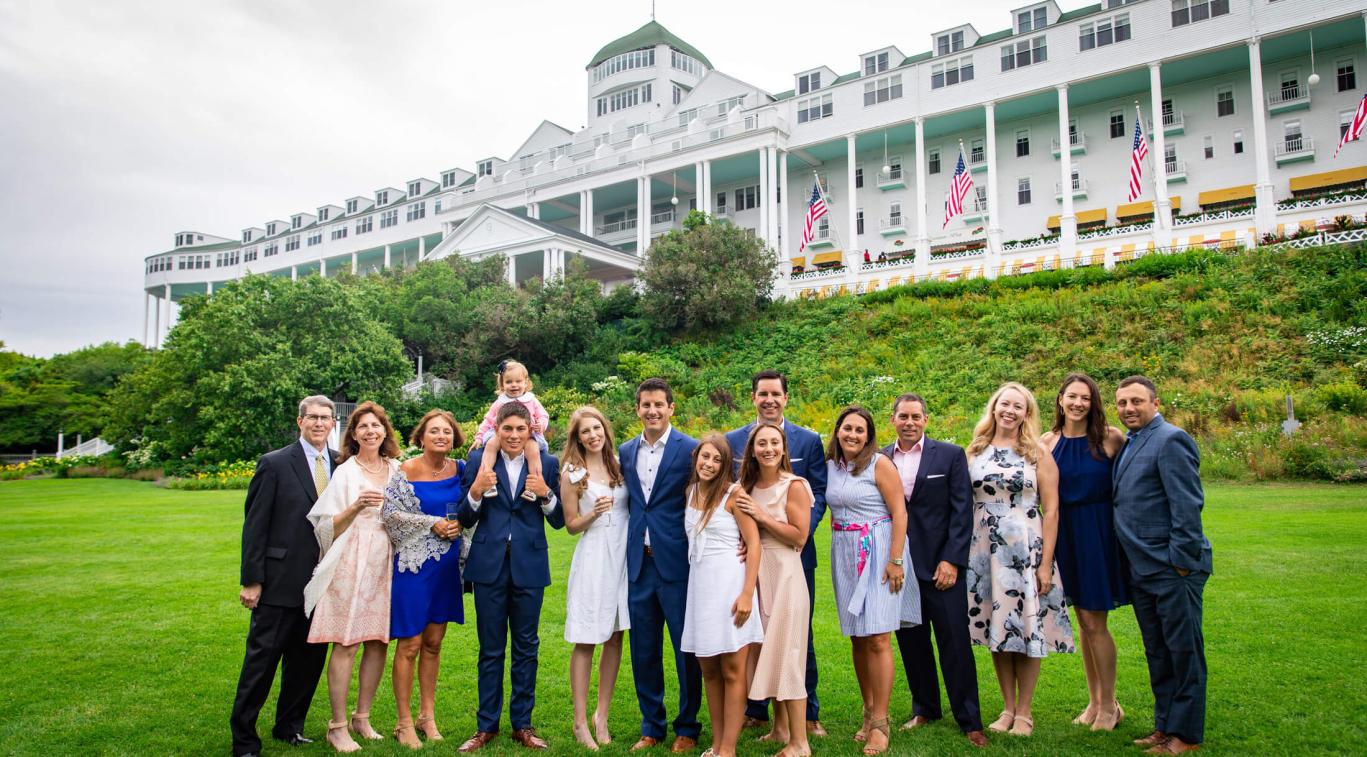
[[1126, 117, 1149, 202], [1336, 91, 1367, 157], [798, 181, 828, 253], [942, 149, 973, 228]]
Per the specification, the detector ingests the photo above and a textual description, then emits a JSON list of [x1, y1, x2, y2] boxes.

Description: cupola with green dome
[[584, 20, 712, 129], [587, 20, 712, 70]]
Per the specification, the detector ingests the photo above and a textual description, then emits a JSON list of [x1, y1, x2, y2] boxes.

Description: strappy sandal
[[393, 718, 421, 750], [1009, 714, 1034, 736], [1092, 702, 1125, 731], [862, 718, 891, 755], [853, 706, 872, 742], [987, 711, 1014, 733], [416, 714, 443, 741], [327, 720, 361, 753], [350, 710, 383, 740]]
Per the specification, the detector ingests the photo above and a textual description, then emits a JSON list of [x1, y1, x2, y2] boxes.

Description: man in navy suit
[[456, 402, 564, 752], [879, 394, 986, 749], [621, 378, 701, 753], [725, 370, 828, 736], [1113, 376, 1211, 755]]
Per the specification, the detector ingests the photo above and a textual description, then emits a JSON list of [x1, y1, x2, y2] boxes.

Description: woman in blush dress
[[1041, 373, 1129, 731], [681, 433, 764, 757], [382, 409, 467, 748], [965, 382, 1074, 738], [304, 401, 402, 753], [560, 406, 630, 750], [735, 422, 813, 757], [824, 406, 919, 756]]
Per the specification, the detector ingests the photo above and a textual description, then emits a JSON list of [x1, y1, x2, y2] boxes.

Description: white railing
[[860, 255, 916, 271], [1267, 85, 1310, 108], [650, 209, 675, 225], [1275, 136, 1314, 157], [1165, 160, 1187, 177], [1055, 178, 1088, 196], [1277, 192, 1367, 212], [58, 437, 114, 459], [1173, 207, 1255, 227], [929, 248, 985, 261], [597, 218, 638, 235], [879, 216, 906, 231], [790, 267, 845, 281], [1079, 221, 1152, 240], [967, 152, 986, 169], [1002, 237, 1059, 251], [1051, 132, 1086, 152], [878, 167, 905, 183], [1150, 110, 1184, 131]]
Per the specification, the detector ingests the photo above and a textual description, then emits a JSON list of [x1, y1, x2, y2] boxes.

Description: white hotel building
[[144, 0, 1367, 346]]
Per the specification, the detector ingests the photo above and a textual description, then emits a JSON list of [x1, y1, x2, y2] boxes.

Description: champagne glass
[[597, 494, 614, 527]]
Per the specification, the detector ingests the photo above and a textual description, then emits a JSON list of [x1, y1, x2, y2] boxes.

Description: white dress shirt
[[891, 437, 924, 501], [299, 437, 332, 475], [468, 450, 559, 523], [636, 424, 672, 547]]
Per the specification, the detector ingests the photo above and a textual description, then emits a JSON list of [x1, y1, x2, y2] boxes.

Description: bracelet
[[889, 557, 904, 566]]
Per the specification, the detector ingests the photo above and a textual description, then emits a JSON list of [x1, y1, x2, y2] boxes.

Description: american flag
[[942, 150, 974, 228], [798, 181, 828, 253], [1336, 91, 1367, 157], [1126, 117, 1149, 202]]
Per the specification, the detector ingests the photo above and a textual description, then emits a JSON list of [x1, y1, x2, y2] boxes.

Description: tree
[[639, 210, 777, 332], [0, 341, 149, 452]]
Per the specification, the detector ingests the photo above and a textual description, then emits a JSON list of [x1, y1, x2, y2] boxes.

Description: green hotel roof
[[588, 21, 713, 69]]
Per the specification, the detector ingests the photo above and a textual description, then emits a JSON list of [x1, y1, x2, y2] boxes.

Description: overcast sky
[[0, 0, 1024, 357]]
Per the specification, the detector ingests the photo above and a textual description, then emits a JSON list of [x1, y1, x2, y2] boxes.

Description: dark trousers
[[746, 563, 820, 721], [893, 576, 982, 732], [472, 549, 545, 733], [628, 550, 702, 740], [229, 603, 327, 756], [1131, 569, 1208, 744]]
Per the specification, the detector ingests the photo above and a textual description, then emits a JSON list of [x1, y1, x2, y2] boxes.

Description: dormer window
[[318, 208, 330, 222], [408, 181, 421, 197], [797, 72, 821, 95], [377, 190, 390, 205], [268, 222, 279, 235], [242, 231, 253, 243], [347, 199, 358, 213], [441, 171, 457, 188], [1017, 6, 1048, 33], [864, 52, 890, 76], [937, 31, 965, 56], [717, 95, 744, 116], [477, 160, 494, 177]]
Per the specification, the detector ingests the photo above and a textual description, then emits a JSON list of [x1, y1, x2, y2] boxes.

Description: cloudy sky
[[0, 0, 1023, 357]]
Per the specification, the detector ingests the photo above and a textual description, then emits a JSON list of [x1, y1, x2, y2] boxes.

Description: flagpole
[[812, 170, 851, 267], [1136, 101, 1150, 199]]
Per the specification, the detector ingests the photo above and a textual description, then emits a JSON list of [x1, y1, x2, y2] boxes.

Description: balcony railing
[[596, 218, 638, 235], [879, 216, 906, 232], [1051, 131, 1087, 155], [1149, 110, 1185, 134], [1165, 159, 1188, 181], [1267, 84, 1311, 112], [1055, 178, 1088, 198], [1276, 136, 1313, 157], [650, 209, 675, 225]]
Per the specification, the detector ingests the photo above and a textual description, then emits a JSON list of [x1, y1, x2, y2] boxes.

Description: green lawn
[[0, 479, 1363, 756]]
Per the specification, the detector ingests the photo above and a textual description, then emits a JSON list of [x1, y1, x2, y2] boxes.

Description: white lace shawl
[[382, 470, 456, 574], [302, 457, 398, 616]]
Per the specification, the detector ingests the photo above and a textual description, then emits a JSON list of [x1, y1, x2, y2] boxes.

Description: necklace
[[427, 456, 452, 477], [356, 456, 386, 474]]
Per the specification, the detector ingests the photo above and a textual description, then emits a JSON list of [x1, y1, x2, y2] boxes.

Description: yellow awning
[[1049, 208, 1107, 229], [1116, 196, 1182, 219], [789, 257, 806, 268], [1289, 166, 1367, 193], [1198, 184, 1255, 206], [811, 250, 843, 266]]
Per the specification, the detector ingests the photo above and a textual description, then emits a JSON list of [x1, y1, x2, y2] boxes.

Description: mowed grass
[[0, 480, 1364, 756]]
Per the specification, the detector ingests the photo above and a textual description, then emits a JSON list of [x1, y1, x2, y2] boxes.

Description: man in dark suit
[[725, 370, 828, 736], [230, 395, 338, 757], [621, 378, 701, 753], [880, 393, 986, 749], [456, 401, 564, 752], [1113, 376, 1211, 755]]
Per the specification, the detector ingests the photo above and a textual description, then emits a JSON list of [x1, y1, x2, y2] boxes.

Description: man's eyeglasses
[[301, 414, 335, 423]]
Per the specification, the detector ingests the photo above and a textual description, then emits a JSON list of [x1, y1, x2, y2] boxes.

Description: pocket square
[[926, 474, 945, 479]]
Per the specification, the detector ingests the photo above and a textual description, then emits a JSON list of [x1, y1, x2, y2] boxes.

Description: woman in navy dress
[[382, 410, 466, 748], [1042, 373, 1129, 732]]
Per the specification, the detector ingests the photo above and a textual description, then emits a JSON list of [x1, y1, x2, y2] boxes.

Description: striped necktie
[[313, 453, 329, 499]]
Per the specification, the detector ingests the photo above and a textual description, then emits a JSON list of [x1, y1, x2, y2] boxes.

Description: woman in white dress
[[304, 401, 402, 753], [681, 434, 764, 757], [561, 406, 630, 751]]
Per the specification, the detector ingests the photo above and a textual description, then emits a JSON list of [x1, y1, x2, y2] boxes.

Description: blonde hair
[[496, 359, 532, 394], [966, 382, 1042, 464], [560, 405, 624, 493]]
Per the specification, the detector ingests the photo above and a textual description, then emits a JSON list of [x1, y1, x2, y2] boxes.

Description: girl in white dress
[[560, 406, 630, 751], [681, 433, 763, 757]]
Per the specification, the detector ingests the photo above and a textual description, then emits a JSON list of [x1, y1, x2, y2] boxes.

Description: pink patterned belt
[[833, 516, 891, 614]]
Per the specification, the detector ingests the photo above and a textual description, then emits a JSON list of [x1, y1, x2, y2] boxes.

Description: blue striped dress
[[826, 459, 921, 637]]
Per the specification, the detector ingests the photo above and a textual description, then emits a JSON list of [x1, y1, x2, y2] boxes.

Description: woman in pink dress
[[304, 401, 401, 753]]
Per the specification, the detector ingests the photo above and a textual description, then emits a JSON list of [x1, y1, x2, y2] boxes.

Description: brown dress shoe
[[965, 730, 988, 748], [511, 728, 548, 750], [806, 720, 828, 737], [631, 736, 661, 751], [1135, 730, 1169, 747], [901, 715, 932, 731], [670, 735, 698, 753], [457, 731, 498, 753], [1146, 737, 1201, 754], [742, 717, 768, 730]]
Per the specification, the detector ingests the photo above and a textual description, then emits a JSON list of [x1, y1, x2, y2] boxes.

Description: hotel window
[[715, 192, 727, 213], [798, 72, 821, 94], [734, 185, 759, 211], [434, 198, 442, 214], [855, 167, 864, 189], [242, 230, 253, 242], [970, 138, 985, 164], [285, 235, 300, 252], [1080, 14, 1130, 50], [936, 31, 965, 56], [1233, 129, 1244, 154], [356, 216, 373, 234], [1107, 0, 1136, 6], [931, 56, 973, 89], [1016, 130, 1031, 157], [864, 51, 890, 76], [1018, 177, 1032, 205], [1341, 111, 1355, 138], [1017, 6, 1047, 33], [1203, 136, 1213, 159], [671, 49, 703, 76], [597, 83, 653, 117], [1110, 111, 1126, 139], [307, 233, 321, 246], [1161, 99, 1175, 125], [1283, 121, 1303, 153], [1338, 60, 1357, 92], [243, 248, 257, 263], [406, 202, 426, 222], [888, 201, 903, 226], [797, 94, 833, 123], [441, 171, 456, 188], [377, 190, 390, 205], [928, 149, 941, 174], [863, 74, 903, 106], [1001, 36, 1046, 72], [880, 157, 902, 182], [856, 209, 865, 235], [1216, 86, 1234, 117], [972, 186, 987, 210], [380, 209, 398, 229], [594, 48, 655, 83], [1166, 143, 1179, 172], [477, 161, 493, 177], [408, 182, 420, 197], [318, 208, 330, 222], [672, 84, 684, 105], [346, 199, 358, 213], [717, 95, 745, 115], [265, 243, 279, 257], [270, 222, 280, 234], [1171, 0, 1229, 27], [331, 227, 348, 240]]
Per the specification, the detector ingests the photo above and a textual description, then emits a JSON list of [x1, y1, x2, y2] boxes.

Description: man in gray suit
[[1113, 376, 1211, 755]]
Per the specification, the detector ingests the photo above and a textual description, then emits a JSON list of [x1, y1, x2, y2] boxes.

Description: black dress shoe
[[274, 732, 313, 746]]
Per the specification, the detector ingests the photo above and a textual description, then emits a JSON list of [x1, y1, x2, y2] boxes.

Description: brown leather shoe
[[670, 735, 697, 753], [1146, 737, 1201, 754], [1135, 730, 1168, 747], [966, 730, 988, 748], [806, 720, 828, 737], [631, 736, 661, 751], [901, 715, 932, 731], [742, 717, 768, 730], [457, 731, 498, 753], [510, 728, 548, 750]]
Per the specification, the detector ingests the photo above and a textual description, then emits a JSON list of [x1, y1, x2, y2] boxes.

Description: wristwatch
[[889, 557, 904, 566]]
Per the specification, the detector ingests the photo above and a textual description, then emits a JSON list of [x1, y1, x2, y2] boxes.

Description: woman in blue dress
[[1042, 373, 1130, 732], [382, 410, 467, 749]]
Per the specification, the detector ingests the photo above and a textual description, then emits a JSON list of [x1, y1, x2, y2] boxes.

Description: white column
[[637, 175, 649, 254], [527, 201, 540, 220], [757, 148, 769, 247], [767, 146, 780, 248], [542, 249, 551, 280], [579, 190, 591, 235], [1148, 64, 1173, 251], [506, 254, 517, 287], [1248, 39, 1276, 237], [778, 149, 788, 254], [383, 244, 391, 269], [162, 284, 171, 346], [1057, 85, 1077, 262], [985, 101, 1003, 276], [291, 265, 297, 281], [914, 117, 929, 280], [351, 251, 358, 274], [152, 294, 161, 349], [418, 235, 427, 261], [142, 293, 150, 347], [207, 281, 213, 294], [702, 161, 713, 216], [845, 134, 859, 286], [319, 258, 326, 278]]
